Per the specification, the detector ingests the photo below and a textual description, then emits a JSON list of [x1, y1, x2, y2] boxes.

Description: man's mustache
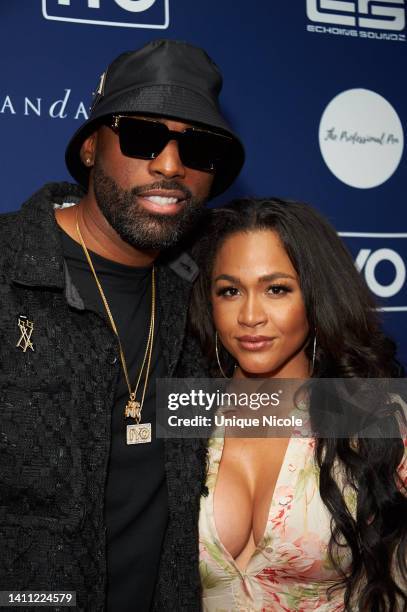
[[130, 180, 193, 200]]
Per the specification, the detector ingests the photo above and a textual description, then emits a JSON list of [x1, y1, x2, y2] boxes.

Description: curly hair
[[189, 197, 407, 611]]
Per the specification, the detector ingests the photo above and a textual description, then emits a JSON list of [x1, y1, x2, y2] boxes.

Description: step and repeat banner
[[0, 2, 406, 365]]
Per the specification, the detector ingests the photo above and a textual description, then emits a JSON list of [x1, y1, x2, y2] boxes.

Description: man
[[0, 39, 244, 611]]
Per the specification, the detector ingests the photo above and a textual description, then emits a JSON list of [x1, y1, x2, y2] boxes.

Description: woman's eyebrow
[[213, 273, 240, 283], [258, 273, 297, 282], [213, 272, 297, 283]]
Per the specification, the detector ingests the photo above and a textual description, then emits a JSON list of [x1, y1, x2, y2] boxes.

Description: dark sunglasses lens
[[117, 118, 168, 159], [180, 131, 231, 171]]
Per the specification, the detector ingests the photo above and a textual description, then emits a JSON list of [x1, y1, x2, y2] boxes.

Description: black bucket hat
[[65, 39, 245, 198]]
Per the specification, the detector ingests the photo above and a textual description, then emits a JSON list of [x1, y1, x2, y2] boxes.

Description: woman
[[189, 198, 407, 611]]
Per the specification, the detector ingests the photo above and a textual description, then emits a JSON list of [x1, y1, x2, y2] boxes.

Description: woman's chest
[[213, 437, 291, 556], [200, 436, 352, 581]]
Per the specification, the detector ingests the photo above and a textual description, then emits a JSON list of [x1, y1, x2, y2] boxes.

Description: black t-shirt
[[61, 230, 168, 612]]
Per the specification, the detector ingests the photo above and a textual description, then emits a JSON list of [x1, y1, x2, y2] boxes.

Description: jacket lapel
[[157, 264, 193, 377]]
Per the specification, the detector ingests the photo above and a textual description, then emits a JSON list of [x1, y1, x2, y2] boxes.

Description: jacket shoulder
[[0, 209, 20, 228], [0, 210, 22, 275]]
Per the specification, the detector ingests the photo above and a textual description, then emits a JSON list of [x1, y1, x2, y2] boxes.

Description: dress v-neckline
[[210, 432, 294, 575]]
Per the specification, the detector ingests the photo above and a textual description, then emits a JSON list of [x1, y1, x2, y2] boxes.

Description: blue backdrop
[[1, 1, 406, 365]]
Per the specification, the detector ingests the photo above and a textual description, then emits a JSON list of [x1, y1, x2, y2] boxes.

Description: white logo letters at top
[[306, 0, 405, 30], [57, 0, 156, 8], [306, 0, 356, 26], [43, 0, 168, 28], [114, 0, 157, 12], [358, 0, 405, 31], [58, 0, 100, 6]]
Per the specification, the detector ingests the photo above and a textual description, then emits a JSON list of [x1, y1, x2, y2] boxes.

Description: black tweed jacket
[[0, 183, 207, 611]]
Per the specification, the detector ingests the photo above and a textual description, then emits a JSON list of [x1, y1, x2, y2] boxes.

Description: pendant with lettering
[[127, 423, 152, 445]]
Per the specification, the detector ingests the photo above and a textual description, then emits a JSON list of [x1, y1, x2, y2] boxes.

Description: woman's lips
[[236, 336, 275, 351]]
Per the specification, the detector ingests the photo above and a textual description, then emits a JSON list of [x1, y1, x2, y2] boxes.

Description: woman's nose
[[237, 294, 267, 327]]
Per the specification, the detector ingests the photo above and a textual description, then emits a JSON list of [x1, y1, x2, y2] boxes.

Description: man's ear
[[80, 132, 97, 168]]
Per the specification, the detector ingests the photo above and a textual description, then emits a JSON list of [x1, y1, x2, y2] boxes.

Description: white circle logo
[[319, 89, 404, 189], [114, 0, 156, 11]]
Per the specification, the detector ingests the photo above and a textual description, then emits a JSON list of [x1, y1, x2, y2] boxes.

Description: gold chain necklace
[[75, 209, 155, 445]]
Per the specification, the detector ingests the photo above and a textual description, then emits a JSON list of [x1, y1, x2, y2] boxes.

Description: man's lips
[[136, 189, 188, 215], [236, 335, 275, 351]]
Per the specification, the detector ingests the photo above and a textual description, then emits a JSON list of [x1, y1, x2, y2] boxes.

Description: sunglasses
[[108, 115, 234, 172]]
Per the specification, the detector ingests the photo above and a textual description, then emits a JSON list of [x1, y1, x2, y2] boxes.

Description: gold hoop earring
[[215, 331, 228, 378]]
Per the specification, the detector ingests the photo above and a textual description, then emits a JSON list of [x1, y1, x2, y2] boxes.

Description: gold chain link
[[75, 208, 155, 422]]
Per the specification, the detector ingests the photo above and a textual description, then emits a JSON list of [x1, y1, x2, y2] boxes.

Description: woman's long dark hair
[[189, 197, 407, 611]]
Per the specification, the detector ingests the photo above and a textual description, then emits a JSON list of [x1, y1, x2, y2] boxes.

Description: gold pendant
[[16, 316, 34, 352], [127, 423, 152, 445], [125, 399, 141, 419]]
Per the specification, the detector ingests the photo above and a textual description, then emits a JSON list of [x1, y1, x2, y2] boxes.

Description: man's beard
[[92, 161, 208, 250]]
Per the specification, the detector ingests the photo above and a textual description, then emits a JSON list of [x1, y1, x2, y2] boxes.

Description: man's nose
[[148, 140, 186, 179]]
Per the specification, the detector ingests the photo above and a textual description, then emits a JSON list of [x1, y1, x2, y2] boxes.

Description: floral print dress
[[199, 434, 407, 612]]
